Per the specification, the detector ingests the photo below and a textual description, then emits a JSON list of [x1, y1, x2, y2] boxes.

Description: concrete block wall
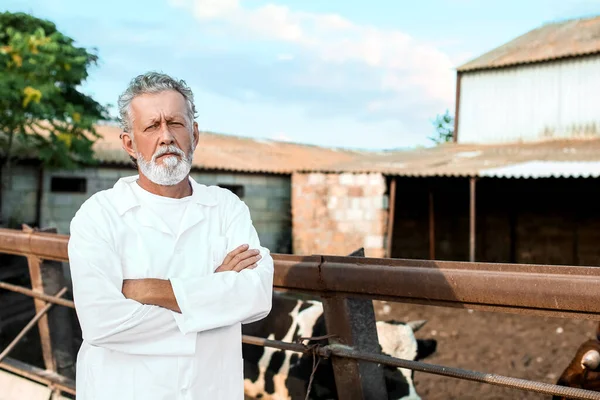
[[40, 167, 136, 234], [1, 165, 40, 228], [190, 172, 292, 254], [292, 172, 389, 258], [38, 167, 292, 254]]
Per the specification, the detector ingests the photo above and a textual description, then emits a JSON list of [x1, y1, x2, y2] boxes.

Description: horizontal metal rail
[[273, 254, 600, 319], [242, 335, 600, 400], [1, 227, 600, 318]]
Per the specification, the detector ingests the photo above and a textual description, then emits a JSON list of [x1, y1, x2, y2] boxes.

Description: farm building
[[293, 15, 600, 266]]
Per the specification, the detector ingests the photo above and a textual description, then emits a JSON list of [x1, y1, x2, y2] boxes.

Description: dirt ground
[[373, 300, 599, 400]]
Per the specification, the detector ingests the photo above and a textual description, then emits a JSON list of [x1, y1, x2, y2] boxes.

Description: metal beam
[[469, 177, 476, 262], [429, 187, 435, 260], [453, 71, 462, 142], [273, 254, 600, 319], [321, 248, 387, 400], [385, 177, 397, 258]]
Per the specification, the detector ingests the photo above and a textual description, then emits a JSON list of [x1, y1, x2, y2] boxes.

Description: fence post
[[320, 248, 387, 400], [23, 225, 76, 380]]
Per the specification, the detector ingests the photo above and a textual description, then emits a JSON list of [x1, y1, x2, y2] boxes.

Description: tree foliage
[[429, 110, 454, 145], [0, 11, 109, 169]]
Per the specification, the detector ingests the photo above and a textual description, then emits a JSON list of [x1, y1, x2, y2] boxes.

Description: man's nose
[[158, 122, 175, 145]]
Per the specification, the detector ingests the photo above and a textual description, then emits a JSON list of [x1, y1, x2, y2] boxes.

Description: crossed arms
[[121, 244, 263, 313], [67, 197, 274, 356]]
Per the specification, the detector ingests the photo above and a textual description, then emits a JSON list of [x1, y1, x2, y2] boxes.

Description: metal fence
[[1, 227, 600, 399]]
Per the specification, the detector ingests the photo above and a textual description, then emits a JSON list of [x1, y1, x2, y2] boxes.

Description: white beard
[[136, 144, 193, 186]]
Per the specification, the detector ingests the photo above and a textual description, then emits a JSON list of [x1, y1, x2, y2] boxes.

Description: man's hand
[[215, 244, 262, 273]]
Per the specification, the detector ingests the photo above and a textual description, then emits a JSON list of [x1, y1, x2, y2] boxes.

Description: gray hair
[[117, 71, 198, 133]]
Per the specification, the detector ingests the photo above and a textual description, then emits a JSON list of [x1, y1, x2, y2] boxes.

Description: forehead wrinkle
[[142, 112, 187, 123]]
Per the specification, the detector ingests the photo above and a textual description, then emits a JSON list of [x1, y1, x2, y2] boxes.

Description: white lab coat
[[67, 175, 274, 400]]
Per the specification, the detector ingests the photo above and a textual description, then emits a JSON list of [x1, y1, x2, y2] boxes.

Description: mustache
[[152, 145, 185, 160]]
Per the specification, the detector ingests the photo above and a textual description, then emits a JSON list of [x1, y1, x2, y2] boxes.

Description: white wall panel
[[458, 55, 600, 144]]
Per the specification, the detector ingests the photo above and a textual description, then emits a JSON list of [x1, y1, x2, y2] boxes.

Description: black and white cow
[[242, 292, 437, 400]]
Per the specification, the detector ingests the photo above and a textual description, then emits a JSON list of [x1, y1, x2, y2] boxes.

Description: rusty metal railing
[[1, 227, 600, 398]]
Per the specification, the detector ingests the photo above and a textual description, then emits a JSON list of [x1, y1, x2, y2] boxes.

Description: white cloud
[[277, 53, 295, 61], [170, 0, 458, 119]]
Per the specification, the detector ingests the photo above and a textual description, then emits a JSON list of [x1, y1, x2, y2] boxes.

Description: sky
[[5, 0, 600, 150]]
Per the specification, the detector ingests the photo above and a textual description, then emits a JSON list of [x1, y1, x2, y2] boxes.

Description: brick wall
[[292, 172, 388, 258]]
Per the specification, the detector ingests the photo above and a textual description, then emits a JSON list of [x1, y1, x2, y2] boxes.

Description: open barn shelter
[[292, 140, 600, 266]]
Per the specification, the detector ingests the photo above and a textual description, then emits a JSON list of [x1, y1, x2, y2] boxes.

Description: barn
[[293, 15, 600, 266]]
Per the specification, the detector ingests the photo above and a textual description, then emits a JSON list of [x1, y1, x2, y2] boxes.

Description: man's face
[[121, 90, 199, 186]]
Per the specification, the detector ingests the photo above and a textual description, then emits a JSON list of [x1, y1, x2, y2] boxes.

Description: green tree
[[0, 11, 109, 169], [0, 11, 109, 224], [429, 110, 454, 145]]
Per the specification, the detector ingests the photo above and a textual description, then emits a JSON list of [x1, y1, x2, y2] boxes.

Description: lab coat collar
[[113, 175, 219, 217]]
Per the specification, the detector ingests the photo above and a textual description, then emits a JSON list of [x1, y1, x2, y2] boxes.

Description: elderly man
[[67, 72, 274, 399]]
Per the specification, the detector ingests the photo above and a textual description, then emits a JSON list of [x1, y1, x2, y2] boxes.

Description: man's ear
[[121, 131, 136, 159], [192, 122, 200, 150]]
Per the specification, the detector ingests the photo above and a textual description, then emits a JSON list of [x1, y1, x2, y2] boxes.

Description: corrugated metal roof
[[478, 161, 600, 178], [19, 125, 600, 179], [304, 138, 600, 178], [93, 125, 365, 174], [458, 15, 600, 72]]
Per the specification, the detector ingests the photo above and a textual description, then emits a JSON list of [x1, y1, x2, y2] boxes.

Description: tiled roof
[[458, 15, 600, 72], [92, 125, 365, 174]]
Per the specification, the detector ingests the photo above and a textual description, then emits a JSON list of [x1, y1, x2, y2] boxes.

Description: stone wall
[[35, 167, 292, 254], [292, 172, 389, 258]]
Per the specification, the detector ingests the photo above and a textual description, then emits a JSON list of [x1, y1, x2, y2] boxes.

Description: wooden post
[[469, 177, 476, 262], [429, 188, 435, 260], [23, 239, 56, 373], [23, 225, 76, 380], [385, 177, 397, 258], [321, 248, 387, 400]]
